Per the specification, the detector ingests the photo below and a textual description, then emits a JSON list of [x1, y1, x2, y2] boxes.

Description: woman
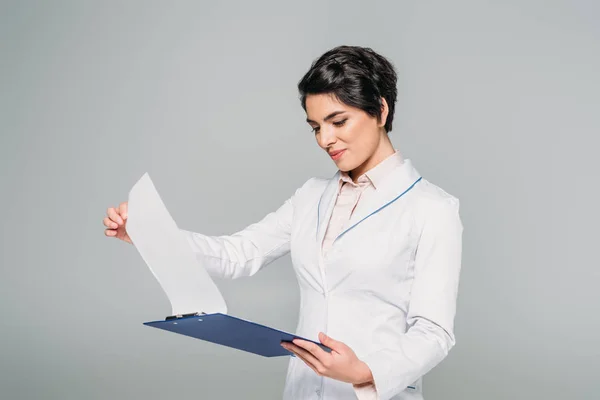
[[103, 45, 463, 400]]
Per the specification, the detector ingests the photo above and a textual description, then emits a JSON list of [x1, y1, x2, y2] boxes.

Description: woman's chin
[[335, 161, 355, 173]]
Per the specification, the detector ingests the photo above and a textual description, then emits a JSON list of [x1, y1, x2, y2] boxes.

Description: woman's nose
[[318, 127, 337, 148]]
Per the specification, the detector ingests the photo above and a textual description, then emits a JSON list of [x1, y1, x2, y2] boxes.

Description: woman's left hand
[[281, 332, 374, 385]]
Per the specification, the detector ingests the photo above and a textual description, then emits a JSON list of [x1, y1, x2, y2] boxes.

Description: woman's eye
[[310, 119, 345, 133]]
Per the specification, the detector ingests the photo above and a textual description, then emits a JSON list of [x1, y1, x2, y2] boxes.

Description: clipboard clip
[[165, 311, 206, 321]]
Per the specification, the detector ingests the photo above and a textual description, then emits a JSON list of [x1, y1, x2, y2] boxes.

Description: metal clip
[[165, 312, 204, 321]]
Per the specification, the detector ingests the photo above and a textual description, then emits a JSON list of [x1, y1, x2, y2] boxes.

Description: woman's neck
[[349, 134, 396, 182]]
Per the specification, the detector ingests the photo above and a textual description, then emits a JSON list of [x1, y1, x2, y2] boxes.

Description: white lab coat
[[181, 158, 463, 400]]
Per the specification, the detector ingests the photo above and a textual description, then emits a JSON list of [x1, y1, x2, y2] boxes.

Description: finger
[[293, 339, 329, 362], [288, 348, 321, 376], [103, 217, 118, 229], [318, 332, 344, 353], [281, 343, 296, 357], [107, 207, 124, 225], [105, 229, 117, 237], [285, 342, 323, 370], [119, 202, 128, 220]]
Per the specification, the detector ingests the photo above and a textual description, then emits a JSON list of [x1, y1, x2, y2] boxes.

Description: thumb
[[319, 332, 343, 351]]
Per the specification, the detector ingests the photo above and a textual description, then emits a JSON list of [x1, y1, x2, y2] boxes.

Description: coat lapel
[[316, 171, 341, 247], [334, 158, 422, 243]]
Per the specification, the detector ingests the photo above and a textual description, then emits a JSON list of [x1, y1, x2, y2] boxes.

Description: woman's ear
[[378, 97, 389, 128]]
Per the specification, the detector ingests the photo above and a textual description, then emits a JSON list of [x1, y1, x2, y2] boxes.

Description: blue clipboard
[[144, 312, 332, 357], [128, 173, 331, 358]]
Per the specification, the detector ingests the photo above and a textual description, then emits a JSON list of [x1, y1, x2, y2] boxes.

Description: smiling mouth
[[329, 149, 346, 160]]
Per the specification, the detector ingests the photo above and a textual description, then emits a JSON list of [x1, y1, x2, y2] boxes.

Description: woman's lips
[[329, 149, 346, 161]]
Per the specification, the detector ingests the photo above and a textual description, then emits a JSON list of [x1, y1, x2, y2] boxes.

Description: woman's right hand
[[104, 202, 132, 244]]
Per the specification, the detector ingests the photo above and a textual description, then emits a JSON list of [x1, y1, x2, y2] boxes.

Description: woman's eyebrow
[[306, 110, 346, 124]]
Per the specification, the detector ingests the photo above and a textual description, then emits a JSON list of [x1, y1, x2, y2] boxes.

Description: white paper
[[126, 172, 227, 315]]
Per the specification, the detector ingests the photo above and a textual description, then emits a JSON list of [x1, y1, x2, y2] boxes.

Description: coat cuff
[[360, 349, 410, 400], [353, 381, 379, 400]]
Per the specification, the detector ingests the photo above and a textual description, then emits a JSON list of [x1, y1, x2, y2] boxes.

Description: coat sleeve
[[179, 179, 314, 280], [357, 198, 464, 400]]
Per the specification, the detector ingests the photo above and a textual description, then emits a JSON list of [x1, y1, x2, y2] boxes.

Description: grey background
[[1, 0, 598, 399]]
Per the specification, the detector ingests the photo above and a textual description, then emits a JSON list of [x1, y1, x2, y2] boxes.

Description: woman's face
[[305, 93, 391, 178]]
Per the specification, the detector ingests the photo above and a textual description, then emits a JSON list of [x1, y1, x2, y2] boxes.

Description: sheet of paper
[[126, 172, 227, 315]]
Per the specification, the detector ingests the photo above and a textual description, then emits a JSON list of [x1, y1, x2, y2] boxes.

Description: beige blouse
[[322, 150, 405, 255]]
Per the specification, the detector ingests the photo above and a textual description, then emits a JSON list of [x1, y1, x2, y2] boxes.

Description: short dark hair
[[297, 45, 398, 133]]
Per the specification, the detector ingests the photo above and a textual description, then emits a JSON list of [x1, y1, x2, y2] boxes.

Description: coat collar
[[338, 150, 404, 190], [316, 158, 422, 245]]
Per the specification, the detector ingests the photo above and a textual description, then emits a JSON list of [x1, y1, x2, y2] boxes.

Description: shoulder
[[289, 175, 331, 206], [410, 178, 462, 228], [296, 175, 331, 194], [413, 178, 460, 208]]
